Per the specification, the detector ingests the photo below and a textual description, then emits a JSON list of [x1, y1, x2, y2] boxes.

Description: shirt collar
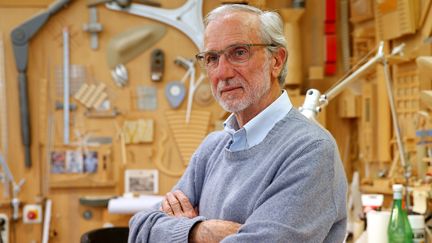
[[223, 90, 292, 148]]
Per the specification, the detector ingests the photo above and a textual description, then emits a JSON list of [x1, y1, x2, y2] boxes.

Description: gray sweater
[[129, 108, 347, 243]]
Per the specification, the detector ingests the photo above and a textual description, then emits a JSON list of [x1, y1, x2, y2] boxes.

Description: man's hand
[[161, 190, 198, 218], [189, 220, 242, 243]]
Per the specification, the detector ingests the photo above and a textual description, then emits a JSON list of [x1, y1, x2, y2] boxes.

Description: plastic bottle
[[408, 214, 426, 243], [387, 184, 413, 243]]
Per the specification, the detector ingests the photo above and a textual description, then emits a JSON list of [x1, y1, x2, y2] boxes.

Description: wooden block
[[92, 92, 108, 109], [123, 119, 154, 144], [85, 83, 106, 108], [421, 2, 432, 38], [418, 0, 431, 28], [375, 0, 417, 40], [417, 56, 432, 81], [420, 90, 432, 109], [280, 8, 305, 86], [79, 84, 96, 108], [350, 0, 374, 23], [308, 66, 324, 80], [359, 80, 377, 162], [378, 0, 397, 13], [74, 83, 89, 101], [338, 89, 360, 118]]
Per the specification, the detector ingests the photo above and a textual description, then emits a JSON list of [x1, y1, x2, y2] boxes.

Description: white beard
[[212, 62, 271, 113]]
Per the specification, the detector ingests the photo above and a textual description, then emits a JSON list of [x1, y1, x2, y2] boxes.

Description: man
[[129, 4, 347, 243]]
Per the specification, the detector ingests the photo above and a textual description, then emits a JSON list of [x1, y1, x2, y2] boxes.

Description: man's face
[[204, 13, 273, 113]]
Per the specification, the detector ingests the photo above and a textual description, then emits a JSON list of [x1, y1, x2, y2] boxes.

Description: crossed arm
[[160, 190, 242, 243]]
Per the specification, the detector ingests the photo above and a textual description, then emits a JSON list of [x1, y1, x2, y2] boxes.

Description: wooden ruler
[[0, 33, 8, 159]]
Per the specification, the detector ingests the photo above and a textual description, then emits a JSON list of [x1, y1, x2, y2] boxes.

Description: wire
[[325, 44, 379, 93]]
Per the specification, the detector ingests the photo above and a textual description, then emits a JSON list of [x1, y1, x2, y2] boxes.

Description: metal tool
[[107, 25, 166, 87], [83, 6, 102, 50], [88, 0, 161, 8], [106, 0, 204, 50], [0, 154, 25, 221], [42, 199, 52, 243], [150, 48, 164, 81], [10, 0, 70, 167], [174, 57, 205, 123], [63, 27, 70, 145], [111, 64, 128, 87]]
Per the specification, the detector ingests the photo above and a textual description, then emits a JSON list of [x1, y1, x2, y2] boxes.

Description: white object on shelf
[[108, 195, 164, 214]]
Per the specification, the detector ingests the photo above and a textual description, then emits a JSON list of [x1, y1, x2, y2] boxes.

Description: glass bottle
[[387, 184, 413, 243]]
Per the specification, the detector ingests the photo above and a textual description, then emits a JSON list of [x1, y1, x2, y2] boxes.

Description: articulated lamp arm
[[300, 41, 411, 208], [299, 42, 386, 120]]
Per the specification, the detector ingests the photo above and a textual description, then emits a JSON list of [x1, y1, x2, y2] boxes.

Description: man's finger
[[173, 190, 194, 214], [166, 192, 182, 214], [161, 199, 173, 215]]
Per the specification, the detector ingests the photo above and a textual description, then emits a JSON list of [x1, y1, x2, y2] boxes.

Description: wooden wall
[[0, 0, 360, 242]]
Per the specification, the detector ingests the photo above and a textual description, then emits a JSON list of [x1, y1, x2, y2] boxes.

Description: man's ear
[[271, 47, 288, 78]]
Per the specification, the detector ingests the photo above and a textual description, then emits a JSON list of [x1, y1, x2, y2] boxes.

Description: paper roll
[[108, 195, 164, 214], [367, 211, 390, 243]]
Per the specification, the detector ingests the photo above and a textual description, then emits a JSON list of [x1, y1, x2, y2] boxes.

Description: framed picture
[[83, 151, 98, 173], [66, 150, 84, 173], [50, 151, 66, 174], [125, 169, 158, 194]]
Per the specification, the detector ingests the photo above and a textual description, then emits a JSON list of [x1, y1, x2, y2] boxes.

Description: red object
[[27, 211, 37, 220], [325, 35, 337, 62], [326, 0, 336, 21], [325, 63, 337, 75], [325, 21, 336, 34], [324, 0, 337, 75]]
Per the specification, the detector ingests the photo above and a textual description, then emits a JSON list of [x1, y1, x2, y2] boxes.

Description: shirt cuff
[[171, 216, 206, 243]]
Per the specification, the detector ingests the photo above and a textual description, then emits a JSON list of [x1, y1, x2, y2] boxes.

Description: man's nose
[[213, 54, 235, 79]]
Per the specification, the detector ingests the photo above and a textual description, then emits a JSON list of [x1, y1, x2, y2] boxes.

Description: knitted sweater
[[128, 108, 348, 243]]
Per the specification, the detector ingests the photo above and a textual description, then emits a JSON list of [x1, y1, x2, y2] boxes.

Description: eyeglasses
[[195, 43, 275, 70]]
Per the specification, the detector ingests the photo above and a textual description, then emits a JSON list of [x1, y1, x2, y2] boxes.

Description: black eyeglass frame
[[195, 43, 276, 70]]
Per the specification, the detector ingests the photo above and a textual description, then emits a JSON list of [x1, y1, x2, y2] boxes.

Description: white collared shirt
[[223, 90, 293, 151]]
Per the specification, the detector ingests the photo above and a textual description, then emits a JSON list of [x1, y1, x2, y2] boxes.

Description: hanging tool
[[165, 65, 189, 109], [88, 0, 161, 8], [107, 25, 166, 87], [42, 199, 52, 243], [174, 57, 205, 123], [10, 0, 70, 167], [106, 0, 204, 50], [83, 6, 103, 50], [150, 49, 164, 81], [279, 0, 305, 86], [63, 27, 70, 145], [0, 154, 25, 221]]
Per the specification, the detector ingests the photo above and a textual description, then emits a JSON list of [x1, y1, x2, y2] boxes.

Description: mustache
[[216, 79, 244, 91]]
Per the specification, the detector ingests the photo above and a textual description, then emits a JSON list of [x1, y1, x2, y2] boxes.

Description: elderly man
[[129, 4, 347, 243]]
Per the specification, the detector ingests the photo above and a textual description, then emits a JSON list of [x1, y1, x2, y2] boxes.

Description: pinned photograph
[[65, 150, 84, 173], [50, 151, 66, 174], [125, 169, 158, 194], [83, 151, 98, 173]]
